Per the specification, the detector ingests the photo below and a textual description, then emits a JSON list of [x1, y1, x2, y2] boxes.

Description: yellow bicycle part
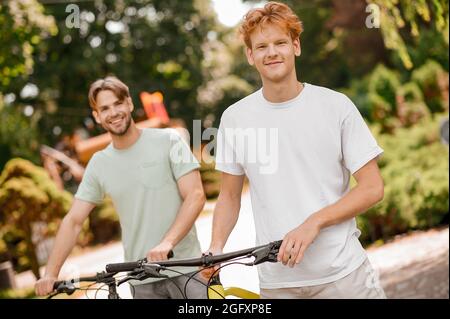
[[207, 275, 260, 299]]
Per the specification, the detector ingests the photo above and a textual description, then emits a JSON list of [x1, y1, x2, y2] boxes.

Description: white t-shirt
[[215, 83, 384, 288]]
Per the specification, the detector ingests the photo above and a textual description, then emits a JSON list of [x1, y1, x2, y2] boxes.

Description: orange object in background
[[140, 91, 170, 124]]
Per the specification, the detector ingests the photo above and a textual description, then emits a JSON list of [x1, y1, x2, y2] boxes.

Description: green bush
[[199, 160, 221, 200], [0, 287, 36, 299], [0, 158, 72, 278], [395, 82, 430, 127], [411, 60, 449, 113], [346, 60, 448, 134], [368, 64, 401, 109], [88, 197, 121, 244], [357, 113, 449, 246], [349, 64, 404, 133]]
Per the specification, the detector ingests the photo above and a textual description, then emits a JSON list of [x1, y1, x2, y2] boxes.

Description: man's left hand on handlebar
[[199, 247, 223, 280]]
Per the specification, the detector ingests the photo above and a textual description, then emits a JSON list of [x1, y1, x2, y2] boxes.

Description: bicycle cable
[[206, 261, 250, 299], [153, 267, 223, 299]]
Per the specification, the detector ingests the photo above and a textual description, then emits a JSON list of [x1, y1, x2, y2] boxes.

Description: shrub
[[0, 158, 72, 279], [88, 197, 121, 244], [357, 113, 449, 245], [0, 287, 36, 299], [411, 60, 449, 114], [199, 160, 221, 200], [346, 60, 449, 134]]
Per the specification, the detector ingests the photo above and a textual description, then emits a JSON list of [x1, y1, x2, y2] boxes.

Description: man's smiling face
[[92, 89, 133, 136], [246, 23, 301, 84]]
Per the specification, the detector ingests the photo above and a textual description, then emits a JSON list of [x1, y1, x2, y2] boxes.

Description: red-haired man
[[206, 2, 386, 299]]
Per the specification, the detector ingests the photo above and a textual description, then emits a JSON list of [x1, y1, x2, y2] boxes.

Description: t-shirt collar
[[260, 82, 309, 109]]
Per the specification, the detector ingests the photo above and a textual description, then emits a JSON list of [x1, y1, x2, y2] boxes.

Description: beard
[[103, 113, 132, 136]]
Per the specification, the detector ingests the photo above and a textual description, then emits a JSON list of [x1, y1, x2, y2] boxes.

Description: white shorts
[[260, 258, 386, 299]]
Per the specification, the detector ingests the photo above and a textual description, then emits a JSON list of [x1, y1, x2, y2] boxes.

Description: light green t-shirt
[[75, 128, 202, 282]]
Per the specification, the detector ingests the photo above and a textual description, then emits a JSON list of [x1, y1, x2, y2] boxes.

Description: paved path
[[15, 192, 449, 299], [368, 227, 449, 299]]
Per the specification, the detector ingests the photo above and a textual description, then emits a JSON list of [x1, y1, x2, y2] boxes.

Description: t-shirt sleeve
[[341, 97, 384, 175], [74, 156, 104, 205], [215, 114, 245, 175], [168, 129, 200, 181]]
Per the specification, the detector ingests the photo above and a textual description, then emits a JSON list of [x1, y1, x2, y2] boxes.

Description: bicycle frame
[[207, 275, 259, 299]]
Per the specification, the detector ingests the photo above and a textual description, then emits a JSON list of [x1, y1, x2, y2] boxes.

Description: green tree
[[0, 0, 56, 169], [0, 95, 41, 171], [197, 27, 254, 128], [32, 0, 219, 140], [0, 0, 57, 92], [367, 0, 449, 70], [240, 0, 389, 90]]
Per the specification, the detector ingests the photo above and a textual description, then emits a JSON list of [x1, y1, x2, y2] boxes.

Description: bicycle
[[48, 240, 282, 299]]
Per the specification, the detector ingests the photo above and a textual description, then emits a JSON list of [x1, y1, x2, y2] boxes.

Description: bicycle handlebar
[[50, 251, 174, 297], [52, 273, 116, 293], [105, 250, 174, 273], [49, 241, 281, 298], [105, 260, 145, 273], [105, 240, 282, 272]]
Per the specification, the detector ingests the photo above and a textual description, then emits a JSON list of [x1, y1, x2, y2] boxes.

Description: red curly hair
[[239, 1, 303, 49]]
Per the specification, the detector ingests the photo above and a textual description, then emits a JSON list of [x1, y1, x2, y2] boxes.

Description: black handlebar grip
[[106, 261, 141, 273], [106, 251, 174, 272]]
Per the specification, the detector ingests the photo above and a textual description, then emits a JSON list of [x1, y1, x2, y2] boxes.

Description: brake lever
[[117, 264, 168, 286], [252, 240, 282, 265], [54, 280, 76, 295], [143, 264, 168, 278], [117, 275, 136, 286], [117, 269, 143, 286]]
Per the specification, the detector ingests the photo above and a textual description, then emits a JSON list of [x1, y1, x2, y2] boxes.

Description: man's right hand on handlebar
[[35, 275, 58, 296], [146, 240, 174, 261]]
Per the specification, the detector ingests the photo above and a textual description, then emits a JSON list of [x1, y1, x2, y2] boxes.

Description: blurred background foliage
[[357, 113, 449, 246], [0, 0, 448, 274], [0, 158, 72, 278]]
